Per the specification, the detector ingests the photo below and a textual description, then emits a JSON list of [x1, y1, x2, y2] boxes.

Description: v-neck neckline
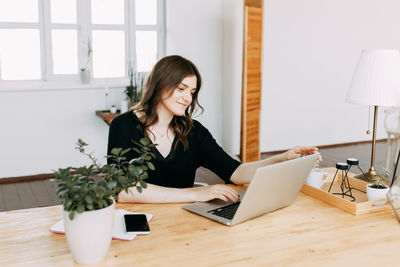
[[131, 111, 177, 161], [151, 135, 177, 160]]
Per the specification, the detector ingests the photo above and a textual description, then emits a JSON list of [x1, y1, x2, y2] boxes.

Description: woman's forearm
[[230, 146, 320, 185], [118, 182, 241, 203], [118, 183, 199, 203], [230, 151, 289, 185]]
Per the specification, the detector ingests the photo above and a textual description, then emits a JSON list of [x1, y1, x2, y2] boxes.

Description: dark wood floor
[[1, 140, 398, 212]]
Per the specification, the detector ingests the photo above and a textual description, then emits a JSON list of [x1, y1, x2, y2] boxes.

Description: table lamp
[[346, 49, 400, 183]]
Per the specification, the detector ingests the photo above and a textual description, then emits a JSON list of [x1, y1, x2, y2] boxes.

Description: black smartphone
[[124, 214, 150, 234]]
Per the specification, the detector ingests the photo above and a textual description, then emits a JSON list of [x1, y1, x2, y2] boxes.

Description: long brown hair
[[134, 55, 203, 150]]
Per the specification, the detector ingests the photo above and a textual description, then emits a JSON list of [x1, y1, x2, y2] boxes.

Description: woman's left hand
[[285, 146, 323, 164]]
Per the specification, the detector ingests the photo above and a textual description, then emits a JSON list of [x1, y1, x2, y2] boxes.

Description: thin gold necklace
[[152, 126, 169, 139]]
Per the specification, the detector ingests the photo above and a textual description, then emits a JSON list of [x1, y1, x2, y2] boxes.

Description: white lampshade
[[346, 49, 400, 107]]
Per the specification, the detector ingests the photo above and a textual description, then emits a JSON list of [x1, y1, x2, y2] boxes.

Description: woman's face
[[159, 75, 197, 116]]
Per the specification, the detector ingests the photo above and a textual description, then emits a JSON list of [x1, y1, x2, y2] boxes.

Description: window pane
[[0, 29, 41, 80], [50, 0, 77, 24], [0, 0, 38, 22], [52, 30, 78, 74], [92, 31, 125, 78], [136, 31, 157, 72], [135, 0, 156, 25], [91, 0, 124, 25]]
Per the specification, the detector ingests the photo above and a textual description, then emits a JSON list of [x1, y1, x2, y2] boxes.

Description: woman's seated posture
[[108, 55, 320, 203]]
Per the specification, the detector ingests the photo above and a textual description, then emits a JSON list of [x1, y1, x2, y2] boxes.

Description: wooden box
[[300, 167, 392, 215]]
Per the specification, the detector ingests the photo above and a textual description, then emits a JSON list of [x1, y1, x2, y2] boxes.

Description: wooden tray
[[300, 167, 392, 215]]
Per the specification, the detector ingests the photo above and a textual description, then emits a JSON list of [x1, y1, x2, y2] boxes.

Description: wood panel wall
[[240, 4, 263, 163]]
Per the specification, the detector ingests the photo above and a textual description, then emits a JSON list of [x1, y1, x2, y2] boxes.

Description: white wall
[[261, 0, 400, 151], [165, 0, 224, 142], [0, 85, 124, 178], [0, 0, 227, 178], [221, 0, 244, 156]]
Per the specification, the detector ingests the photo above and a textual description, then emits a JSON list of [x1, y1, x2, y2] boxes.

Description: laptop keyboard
[[207, 202, 241, 220]]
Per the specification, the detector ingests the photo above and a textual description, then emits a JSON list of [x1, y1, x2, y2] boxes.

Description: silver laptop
[[183, 153, 319, 226]]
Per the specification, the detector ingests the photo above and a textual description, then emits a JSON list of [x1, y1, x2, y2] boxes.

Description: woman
[[108, 55, 320, 203]]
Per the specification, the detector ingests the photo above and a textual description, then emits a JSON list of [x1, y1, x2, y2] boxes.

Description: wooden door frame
[[240, 0, 263, 162]]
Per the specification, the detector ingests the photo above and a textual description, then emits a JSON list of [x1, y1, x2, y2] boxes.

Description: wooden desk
[[1, 191, 400, 266]]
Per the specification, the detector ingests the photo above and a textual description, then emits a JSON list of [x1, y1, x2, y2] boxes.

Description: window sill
[[0, 78, 130, 93]]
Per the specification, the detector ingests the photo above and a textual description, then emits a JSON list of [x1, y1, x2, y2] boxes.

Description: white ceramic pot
[[63, 201, 114, 264], [366, 184, 390, 201], [110, 105, 117, 114], [80, 69, 91, 84]]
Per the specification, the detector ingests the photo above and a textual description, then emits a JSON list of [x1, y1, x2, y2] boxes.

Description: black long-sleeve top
[[107, 111, 241, 188]]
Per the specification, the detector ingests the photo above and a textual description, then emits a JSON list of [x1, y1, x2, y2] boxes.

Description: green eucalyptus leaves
[[52, 138, 156, 220]]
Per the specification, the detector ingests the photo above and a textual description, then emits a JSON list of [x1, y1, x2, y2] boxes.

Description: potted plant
[[366, 168, 390, 201], [52, 138, 155, 264], [124, 61, 145, 108], [80, 39, 92, 84]]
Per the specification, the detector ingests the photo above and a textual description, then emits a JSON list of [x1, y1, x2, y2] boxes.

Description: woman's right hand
[[193, 184, 239, 203]]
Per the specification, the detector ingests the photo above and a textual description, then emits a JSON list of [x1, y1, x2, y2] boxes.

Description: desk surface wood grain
[[1, 191, 399, 266]]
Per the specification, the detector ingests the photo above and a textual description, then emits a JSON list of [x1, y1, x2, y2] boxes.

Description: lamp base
[[354, 168, 390, 186]]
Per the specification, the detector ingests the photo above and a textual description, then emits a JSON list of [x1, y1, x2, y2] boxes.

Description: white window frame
[[0, 0, 165, 90]]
